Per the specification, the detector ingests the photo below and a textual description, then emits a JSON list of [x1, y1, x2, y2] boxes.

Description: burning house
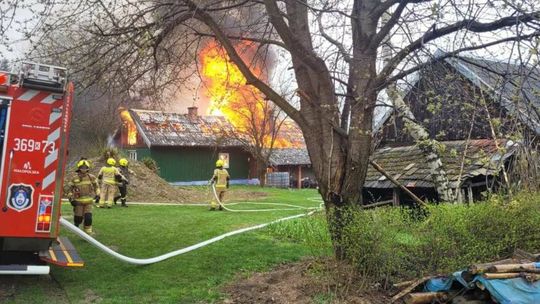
[[113, 107, 253, 183]]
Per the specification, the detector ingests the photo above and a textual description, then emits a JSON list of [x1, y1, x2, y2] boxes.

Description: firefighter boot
[[74, 216, 83, 227], [121, 198, 128, 207], [209, 200, 218, 211], [84, 226, 93, 235]]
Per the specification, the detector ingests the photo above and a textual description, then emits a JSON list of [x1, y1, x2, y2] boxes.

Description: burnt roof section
[[129, 109, 242, 148], [365, 139, 517, 189], [444, 54, 540, 134], [269, 148, 311, 166], [274, 120, 307, 148]]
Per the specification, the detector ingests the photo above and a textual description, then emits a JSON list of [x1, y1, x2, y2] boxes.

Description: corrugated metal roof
[[365, 139, 518, 189], [269, 148, 311, 166], [130, 109, 243, 147]]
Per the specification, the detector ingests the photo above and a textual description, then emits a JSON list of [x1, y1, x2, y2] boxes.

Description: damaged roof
[[269, 148, 311, 166], [365, 139, 518, 189], [129, 109, 242, 147], [444, 54, 540, 134]]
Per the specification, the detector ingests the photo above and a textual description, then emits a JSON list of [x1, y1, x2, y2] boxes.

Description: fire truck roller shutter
[[0, 101, 7, 169]]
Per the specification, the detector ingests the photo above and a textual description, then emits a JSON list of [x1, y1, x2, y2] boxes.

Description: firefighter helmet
[[119, 158, 128, 167], [76, 159, 90, 171], [216, 160, 224, 167], [107, 158, 116, 166]]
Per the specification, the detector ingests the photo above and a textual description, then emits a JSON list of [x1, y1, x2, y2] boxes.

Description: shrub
[[100, 147, 119, 160], [267, 192, 540, 289], [141, 157, 160, 174], [340, 193, 540, 286]]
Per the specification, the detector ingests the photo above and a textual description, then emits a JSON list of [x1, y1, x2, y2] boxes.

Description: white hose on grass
[[60, 203, 322, 265], [211, 184, 319, 212]]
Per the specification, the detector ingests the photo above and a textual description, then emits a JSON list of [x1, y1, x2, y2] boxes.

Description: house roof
[[269, 148, 311, 166], [375, 53, 540, 135], [444, 54, 540, 134], [365, 139, 518, 189], [129, 109, 242, 148]]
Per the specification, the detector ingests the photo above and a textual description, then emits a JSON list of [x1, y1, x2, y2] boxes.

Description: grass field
[[4, 186, 327, 304]]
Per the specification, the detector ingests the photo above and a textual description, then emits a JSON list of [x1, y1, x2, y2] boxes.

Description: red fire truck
[[0, 62, 83, 275]]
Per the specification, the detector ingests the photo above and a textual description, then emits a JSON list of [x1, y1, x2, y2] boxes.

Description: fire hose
[[210, 184, 319, 212], [59, 195, 323, 265]]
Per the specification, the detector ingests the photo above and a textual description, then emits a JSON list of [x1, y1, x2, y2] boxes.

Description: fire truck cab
[[0, 62, 83, 275]]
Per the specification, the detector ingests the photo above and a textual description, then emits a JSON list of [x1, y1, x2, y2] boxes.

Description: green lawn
[[7, 187, 328, 304]]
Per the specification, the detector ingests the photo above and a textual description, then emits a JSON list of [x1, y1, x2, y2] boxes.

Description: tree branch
[[381, 31, 540, 87], [317, 12, 350, 63], [378, 11, 540, 85], [181, 0, 308, 129]]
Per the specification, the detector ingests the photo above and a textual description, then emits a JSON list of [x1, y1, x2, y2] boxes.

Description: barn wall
[[148, 146, 250, 182]]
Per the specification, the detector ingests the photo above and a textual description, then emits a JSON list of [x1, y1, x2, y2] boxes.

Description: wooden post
[[468, 186, 474, 203], [297, 166, 302, 189], [370, 160, 427, 207], [392, 188, 400, 206], [404, 292, 448, 304], [458, 189, 465, 204]]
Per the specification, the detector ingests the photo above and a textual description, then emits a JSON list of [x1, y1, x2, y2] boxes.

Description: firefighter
[[98, 158, 126, 208], [209, 159, 230, 211], [114, 158, 134, 207], [67, 158, 99, 234]]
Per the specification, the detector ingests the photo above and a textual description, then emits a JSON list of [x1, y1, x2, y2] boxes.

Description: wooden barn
[[380, 53, 540, 144], [113, 107, 253, 183], [367, 53, 540, 204], [364, 139, 518, 205]]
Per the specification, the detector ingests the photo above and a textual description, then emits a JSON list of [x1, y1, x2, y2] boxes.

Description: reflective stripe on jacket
[[68, 173, 99, 203]]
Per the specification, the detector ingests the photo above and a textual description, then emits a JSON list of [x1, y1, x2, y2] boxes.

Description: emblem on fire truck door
[[7, 184, 34, 212]]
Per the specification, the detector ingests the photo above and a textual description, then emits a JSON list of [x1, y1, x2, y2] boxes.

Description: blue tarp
[[425, 268, 540, 304]]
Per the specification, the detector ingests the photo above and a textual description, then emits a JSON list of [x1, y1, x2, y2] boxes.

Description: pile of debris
[[391, 250, 540, 304]]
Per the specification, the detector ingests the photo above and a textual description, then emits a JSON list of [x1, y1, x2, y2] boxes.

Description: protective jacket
[[67, 173, 100, 204], [118, 166, 131, 186], [212, 168, 230, 189], [98, 165, 125, 185]]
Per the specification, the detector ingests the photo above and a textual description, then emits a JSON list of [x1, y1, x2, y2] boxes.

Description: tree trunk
[[386, 85, 455, 202], [256, 158, 267, 187], [381, 12, 455, 202]]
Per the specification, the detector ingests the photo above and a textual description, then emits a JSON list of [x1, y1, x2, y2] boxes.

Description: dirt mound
[[64, 158, 200, 203], [222, 259, 389, 304], [64, 158, 270, 203]]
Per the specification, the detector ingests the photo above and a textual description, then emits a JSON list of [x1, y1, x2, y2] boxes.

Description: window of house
[[128, 150, 137, 161], [218, 153, 229, 168]]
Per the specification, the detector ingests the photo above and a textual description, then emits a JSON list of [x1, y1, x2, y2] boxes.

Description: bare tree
[[12, 0, 540, 258]]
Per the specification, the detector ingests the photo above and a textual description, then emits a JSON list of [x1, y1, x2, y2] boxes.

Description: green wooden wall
[[123, 146, 250, 182]]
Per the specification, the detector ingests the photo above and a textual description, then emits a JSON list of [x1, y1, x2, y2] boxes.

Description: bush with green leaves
[[141, 157, 160, 174], [267, 192, 540, 288], [341, 193, 540, 286]]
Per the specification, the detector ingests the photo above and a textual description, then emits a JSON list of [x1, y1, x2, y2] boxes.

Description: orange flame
[[200, 41, 302, 148], [119, 109, 137, 146]]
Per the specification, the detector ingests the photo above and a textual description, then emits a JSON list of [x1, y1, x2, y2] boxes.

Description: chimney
[[187, 106, 198, 120]]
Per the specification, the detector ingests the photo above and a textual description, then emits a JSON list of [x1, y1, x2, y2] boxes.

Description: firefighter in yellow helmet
[[113, 158, 134, 207], [97, 158, 126, 208], [67, 158, 100, 234], [209, 159, 230, 211]]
